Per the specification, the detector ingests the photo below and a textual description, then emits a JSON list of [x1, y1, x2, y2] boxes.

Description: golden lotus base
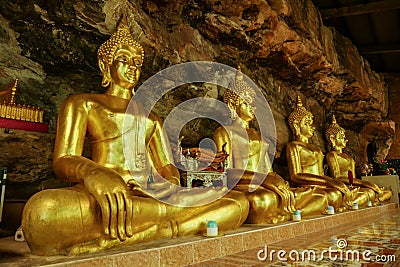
[[0, 203, 398, 267]]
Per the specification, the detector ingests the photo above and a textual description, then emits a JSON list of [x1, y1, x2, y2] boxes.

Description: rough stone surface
[[387, 78, 400, 160], [0, 129, 54, 183], [0, 0, 394, 198]]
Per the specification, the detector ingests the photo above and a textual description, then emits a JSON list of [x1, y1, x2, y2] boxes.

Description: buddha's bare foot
[[337, 206, 347, 213], [266, 213, 290, 224], [68, 237, 120, 255], [377, 193, 386, 203], [268, 217, 279, 224], [281, 213, 292, 222], [294, 187, 314, 199]]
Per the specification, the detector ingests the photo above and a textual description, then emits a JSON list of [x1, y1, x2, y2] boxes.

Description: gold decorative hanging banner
[[0, 79, 48, 132]]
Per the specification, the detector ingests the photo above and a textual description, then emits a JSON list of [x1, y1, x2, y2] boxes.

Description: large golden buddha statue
[[325, 115, 392, 204], [286, 97, 370, 211], [213, 69, 328, 224], [21, 17, 249, 256]]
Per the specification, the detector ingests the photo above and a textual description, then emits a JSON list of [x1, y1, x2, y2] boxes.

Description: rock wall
[[387, 77, 400, 160], [0, 0, 392, 198]]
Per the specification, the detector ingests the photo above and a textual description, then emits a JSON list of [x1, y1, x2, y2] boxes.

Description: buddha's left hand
[[147, 179, 179, 199]]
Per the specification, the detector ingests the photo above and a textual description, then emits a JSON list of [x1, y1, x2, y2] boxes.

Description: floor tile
[[192, 210, 400, 266]]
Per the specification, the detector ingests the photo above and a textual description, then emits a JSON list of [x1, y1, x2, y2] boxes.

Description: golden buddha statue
[[325, 115, 392, 204], [213, 69, 328, 224], [21, 17, 249, 256], [286, 96, 370, 211]]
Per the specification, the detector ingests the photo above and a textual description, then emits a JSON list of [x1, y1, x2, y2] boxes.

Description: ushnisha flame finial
[[236, 65, 243, 81], [332, 114, 337, 124], [296, 95, 303, 108]]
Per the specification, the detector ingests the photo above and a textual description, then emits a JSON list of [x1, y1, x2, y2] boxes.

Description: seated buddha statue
[[325, 115, 392, 204], [213, 69, 329, 224], [286, 96, 370, 211], [21, 17, 249, 256]]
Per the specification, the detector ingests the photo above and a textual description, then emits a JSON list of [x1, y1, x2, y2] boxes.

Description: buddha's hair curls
[[325, 115, 345, 146], [97, 17, 144, 71], [223, 66, 256, 106], [288, 96, 313, 134]]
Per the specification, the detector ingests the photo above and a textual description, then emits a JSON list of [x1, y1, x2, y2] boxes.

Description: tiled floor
[[0, 204, 398, 266], [191, 211, 400, 266]]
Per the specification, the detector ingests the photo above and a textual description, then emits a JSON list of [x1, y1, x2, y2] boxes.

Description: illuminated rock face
[[0, 1, 391, 186]]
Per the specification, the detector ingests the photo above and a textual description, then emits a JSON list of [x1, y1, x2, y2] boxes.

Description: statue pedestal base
[[0, 203, 397, 266]]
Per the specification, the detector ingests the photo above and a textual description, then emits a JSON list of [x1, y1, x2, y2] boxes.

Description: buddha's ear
[[293, 120, 300, 136], [329, 135, 336, 147], [226, 100, 237, 121], [226, 100, 235, 111], [98, 59, 111, 87]]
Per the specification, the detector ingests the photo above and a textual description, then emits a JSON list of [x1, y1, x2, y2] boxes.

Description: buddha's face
[[298, 115, 315, 138], [236, 96, 255, 122], [334, 130, 348, 149], [109, 44, 143, 90]]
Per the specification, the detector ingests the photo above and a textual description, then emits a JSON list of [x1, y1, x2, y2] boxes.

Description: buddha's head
[[223, 67, 256, 123], [97, 17, 144, 90], [326, 115, 347, 151], [288, 96, 315, 139]]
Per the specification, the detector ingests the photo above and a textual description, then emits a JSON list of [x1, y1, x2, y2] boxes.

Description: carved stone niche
[[360, 121, 395, 173]]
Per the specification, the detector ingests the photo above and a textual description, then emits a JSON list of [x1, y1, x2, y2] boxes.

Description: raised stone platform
[[0, 203, 397, 267]]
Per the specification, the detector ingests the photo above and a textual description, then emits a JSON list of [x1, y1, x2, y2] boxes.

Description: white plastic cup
[[293, 210, 302, 221], [15, 226, 25, 242], [206, 220, 218, 236], [327, 206, 335, 215]]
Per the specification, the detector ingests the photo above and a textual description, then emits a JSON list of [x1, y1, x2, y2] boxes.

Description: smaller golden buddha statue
[[22, 17, 249, 256], [325, 115, 392, 204], [213, 69, 328, 224], [286, 96, 370, 211]]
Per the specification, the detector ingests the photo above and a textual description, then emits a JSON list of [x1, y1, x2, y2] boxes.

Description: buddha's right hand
[[84, 169, 133, 241], [277, 184, 296, 213], [329, 179, 353, 207], [264, 173, 296, 213]]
